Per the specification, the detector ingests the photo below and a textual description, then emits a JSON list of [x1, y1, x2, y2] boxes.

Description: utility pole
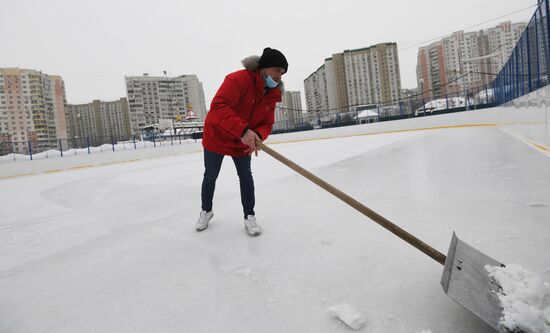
[[457, 46, 468, 111]]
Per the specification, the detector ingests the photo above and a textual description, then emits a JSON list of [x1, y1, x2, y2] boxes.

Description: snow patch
[[485, 264, 550, 333], [328, 303, 367, 330], [220, 265, 252, 276]]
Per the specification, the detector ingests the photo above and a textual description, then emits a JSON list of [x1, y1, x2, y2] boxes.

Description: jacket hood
[[241, 55, 284, 92]]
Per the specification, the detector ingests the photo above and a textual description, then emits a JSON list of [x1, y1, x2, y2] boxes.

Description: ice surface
[[328, 303, 367, 330], [486, 264, 550, 333], [1, 123, 549, 332]]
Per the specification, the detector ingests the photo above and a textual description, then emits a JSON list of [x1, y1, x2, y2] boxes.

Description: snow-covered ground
[[415, 89, 495, 116], [1, 123, 549, 332]]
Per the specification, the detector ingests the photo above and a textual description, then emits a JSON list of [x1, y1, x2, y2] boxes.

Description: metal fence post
[[515, 46, 519, 99], [546, 0, 550, 85], [499, 74, 503, 104], [422, 98, 426, 116], [527, 23, 533, 93], [28, 140, 33, 160], [505, 63, 509, 102], [507, 61, 514, 101], [535, 8, 541, 90], [59, 139, 63, 157], [501, 66, 508, 103], [493, 75, 500, 105], [519, 34, 525, 96], [508, 61, 516, 101]]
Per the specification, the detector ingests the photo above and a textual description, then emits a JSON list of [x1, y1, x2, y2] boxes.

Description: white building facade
[[66, 98, 131, 145], [125, 74, 207, 135], [0, 68, 68, 153], [274, 90, 304, 131], [304, 43, 402, 115], [417, 21, 527, 101], [304, 64, 330, 113]]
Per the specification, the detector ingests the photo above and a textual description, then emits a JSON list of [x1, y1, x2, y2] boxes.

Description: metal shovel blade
[[441, 232, 504, 330]]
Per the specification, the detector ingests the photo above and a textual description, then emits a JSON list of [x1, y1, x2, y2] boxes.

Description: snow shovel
[[257, 141, 505, 331]]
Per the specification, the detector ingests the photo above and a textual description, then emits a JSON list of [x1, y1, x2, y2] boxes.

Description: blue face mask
[[264, 75, 278, 88]]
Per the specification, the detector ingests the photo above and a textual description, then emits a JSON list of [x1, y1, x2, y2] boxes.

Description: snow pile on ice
[[328, 303, 367, 330], [485, 264, 550, 333]]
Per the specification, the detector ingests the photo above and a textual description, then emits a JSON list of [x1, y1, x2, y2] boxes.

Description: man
[[196, 47, 288, 236]]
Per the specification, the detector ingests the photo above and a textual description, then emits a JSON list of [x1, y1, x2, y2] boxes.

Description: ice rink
[[1, 115, 549, 332]]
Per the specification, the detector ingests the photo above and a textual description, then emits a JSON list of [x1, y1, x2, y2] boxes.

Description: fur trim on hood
[[241, 55, 260, 71], [241, 55, 284, 92]]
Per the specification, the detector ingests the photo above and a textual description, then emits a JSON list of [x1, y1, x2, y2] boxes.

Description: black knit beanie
[[258, 47, 288, 73]]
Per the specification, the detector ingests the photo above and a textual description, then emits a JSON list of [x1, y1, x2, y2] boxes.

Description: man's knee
[[203, 171, 219, 182], [237, 167, 253, 181]]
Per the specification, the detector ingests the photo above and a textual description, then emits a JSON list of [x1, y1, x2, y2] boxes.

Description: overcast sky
[[1, 0, 536, 107]]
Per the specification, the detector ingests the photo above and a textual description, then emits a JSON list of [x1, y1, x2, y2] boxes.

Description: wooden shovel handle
[[257, 141, 446, 266]]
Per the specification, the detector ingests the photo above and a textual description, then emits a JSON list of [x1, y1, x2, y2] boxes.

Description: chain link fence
[[272, 82, 497, 134], [494, 0, 550, 103]]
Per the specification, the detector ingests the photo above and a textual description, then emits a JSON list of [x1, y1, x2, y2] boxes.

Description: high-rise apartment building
[[125, 74, 207, 135], [483, 21, 530, 77], [274, 90, 303, 131], [66, 98, 131, 145], [304, 63, 330, 113], [0, 68, 67, 153], [304, 43, 402, 113], [417, 21, 526, 100]]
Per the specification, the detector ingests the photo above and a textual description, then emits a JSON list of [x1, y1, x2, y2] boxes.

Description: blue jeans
[[201, 149, 255, 218]]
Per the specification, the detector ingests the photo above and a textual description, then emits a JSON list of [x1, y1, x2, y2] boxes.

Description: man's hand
[[241, 129, 261, 156]]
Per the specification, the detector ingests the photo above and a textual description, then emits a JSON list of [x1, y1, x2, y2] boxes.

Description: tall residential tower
[[304, 43, 402, 113], [0, 68, 67, 153], [125, 74, 207, 135], [274, 90, 304, 131], [66, 98, 131, 145], [416, 21, 526, 100]]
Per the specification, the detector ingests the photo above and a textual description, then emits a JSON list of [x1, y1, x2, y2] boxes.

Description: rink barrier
[[3, 121, 547, 181], [265, 123, 497, 145], [0, 123, 498, 180]]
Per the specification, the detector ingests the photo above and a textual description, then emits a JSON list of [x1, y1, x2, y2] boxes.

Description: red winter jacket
[[202, 68, 282, 157]]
